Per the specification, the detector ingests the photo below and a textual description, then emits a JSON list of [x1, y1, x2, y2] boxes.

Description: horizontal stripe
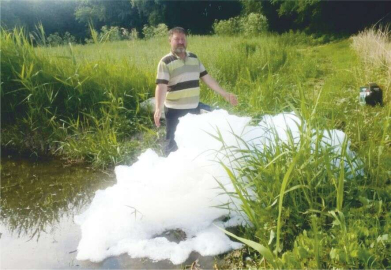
[[184, 57, 200, 66], [156, 79, 168, 84], [188, 52, 197, 58], [171, 65, 201, 79], [166, 87, 200, 100], [165, 96, 199, 109], [169, 80, 199, 92], [169, 71, 201, 86], [167, 60, 184, 72], [200, 70, 208, 77], [156, 70, 169, 79], [167, 57, 200, 72], [160, 52, 198, 63], [162, 55, 177, 65]]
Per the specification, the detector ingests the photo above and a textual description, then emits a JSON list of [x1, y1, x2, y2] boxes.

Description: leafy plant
[[142, 23, 168, 39], [213, 13, 268, 36]]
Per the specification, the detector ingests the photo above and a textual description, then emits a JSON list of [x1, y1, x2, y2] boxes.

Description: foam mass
[[75, 110, 360, 264]]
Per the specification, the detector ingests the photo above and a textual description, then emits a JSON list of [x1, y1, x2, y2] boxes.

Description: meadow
[[1, 28, 390, 268]]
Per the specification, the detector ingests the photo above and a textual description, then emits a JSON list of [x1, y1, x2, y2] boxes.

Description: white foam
[[75, 110, 360, 264]]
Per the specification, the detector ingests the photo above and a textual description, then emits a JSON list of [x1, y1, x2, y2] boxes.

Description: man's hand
[[225, 93, 238, 106], [154, 108, 162, 127], [201, 74, 238, 106]]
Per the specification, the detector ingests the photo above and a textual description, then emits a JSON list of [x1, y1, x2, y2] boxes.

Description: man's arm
[[201, 74, 238, 106], [154, 84, 167, 127]]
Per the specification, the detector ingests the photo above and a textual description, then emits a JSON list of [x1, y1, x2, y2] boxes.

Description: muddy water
[[0, 155, 221, 269]]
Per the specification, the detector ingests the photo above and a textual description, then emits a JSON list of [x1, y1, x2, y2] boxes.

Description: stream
[[0, 154, 221, 269]]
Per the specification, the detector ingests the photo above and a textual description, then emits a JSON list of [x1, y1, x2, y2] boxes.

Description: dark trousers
[[164, 105, 200, 156]]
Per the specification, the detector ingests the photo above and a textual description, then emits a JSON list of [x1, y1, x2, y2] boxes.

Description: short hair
[[169, 27, 187, 39]]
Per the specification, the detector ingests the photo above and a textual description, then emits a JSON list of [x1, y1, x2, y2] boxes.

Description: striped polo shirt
[[156, 51, 208, 109]]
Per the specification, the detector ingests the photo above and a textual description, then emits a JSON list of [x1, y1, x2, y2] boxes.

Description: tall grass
[[214, 28, 390, 268], [1, 27, 158, 166], [217, 107, 389, 268], [1, 28, 324, 166], [351, 25, 391, 97], [1, 26, 390, 174]]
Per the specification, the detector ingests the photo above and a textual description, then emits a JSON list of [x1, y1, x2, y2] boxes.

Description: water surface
[[1, 155, 220, 269]]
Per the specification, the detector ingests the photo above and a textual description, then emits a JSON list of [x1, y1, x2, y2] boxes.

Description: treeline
[[242, 0, 391, 34], [1, 0, 391, 42], [0, 0, 241, 42]]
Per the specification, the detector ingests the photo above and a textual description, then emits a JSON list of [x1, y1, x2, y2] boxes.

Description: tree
[[1, 0, 85, 41], [131, 0, 242, 34], [242, 0, 391, 35]]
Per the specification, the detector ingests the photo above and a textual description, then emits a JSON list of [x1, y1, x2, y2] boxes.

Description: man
[[155, 27, 238, 155]]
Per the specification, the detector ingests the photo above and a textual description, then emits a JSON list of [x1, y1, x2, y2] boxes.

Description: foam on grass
[[75, 110, 359, 264]]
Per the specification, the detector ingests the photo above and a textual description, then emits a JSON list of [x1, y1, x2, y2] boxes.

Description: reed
[[1, 27, 155, 166], [351, 25, 391, 93]]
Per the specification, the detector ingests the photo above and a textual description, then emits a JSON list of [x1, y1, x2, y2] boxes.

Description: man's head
[[169, 27, 187, 55]]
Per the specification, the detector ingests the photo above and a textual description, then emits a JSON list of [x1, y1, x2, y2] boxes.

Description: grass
[[1, 28, 159, 166], [351, 25, 391, 88], [215, 106, 389, 267], [212, 28, 390, 268], [1, 26, 390, 267]]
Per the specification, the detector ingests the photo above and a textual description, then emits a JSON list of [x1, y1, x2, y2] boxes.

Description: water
[[0, 154, 220, 269]]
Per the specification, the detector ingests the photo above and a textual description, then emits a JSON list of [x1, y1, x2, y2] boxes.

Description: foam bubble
[[75, 110, 360, 264]]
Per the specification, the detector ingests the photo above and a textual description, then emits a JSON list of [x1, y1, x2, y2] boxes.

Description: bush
[[63, 32, 77, 44], [240, 13, 268, 36], [47, 32, 63, 46], [99, 26, 121, 42], [213, 13, 268, 36], [85, 25, 139, 44], [142, 23, 168, 39], [213, 17, 241, 36], [47, 32, 76, 46]]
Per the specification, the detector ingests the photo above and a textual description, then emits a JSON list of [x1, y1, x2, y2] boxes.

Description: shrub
[[240, 13, 268, 36], [213, 17, 241, 36], [63, 32, 77, 44], [119, 27, 139, 40], [213, 13, 268, 36], [142, 23, 168, 39], [47, 32, 63, 46], [99, 26, 121, 42], [47, 32, 76, 46], [85, 25, 139, 44], [154, 23, 169, 37]]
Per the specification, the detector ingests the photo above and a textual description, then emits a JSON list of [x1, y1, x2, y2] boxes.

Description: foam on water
[[75, 110, 359, 264]]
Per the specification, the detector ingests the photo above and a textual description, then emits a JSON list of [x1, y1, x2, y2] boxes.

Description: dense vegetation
[[2, 0, 390, 42], [1, 11, 390, 269]]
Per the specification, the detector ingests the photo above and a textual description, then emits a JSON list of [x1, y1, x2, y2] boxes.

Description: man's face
[[170, 32, 187, 54]]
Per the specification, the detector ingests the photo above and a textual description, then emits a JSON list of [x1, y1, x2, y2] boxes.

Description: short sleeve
[[156, 61, 170, 84], [199, 61, 208, 78]]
